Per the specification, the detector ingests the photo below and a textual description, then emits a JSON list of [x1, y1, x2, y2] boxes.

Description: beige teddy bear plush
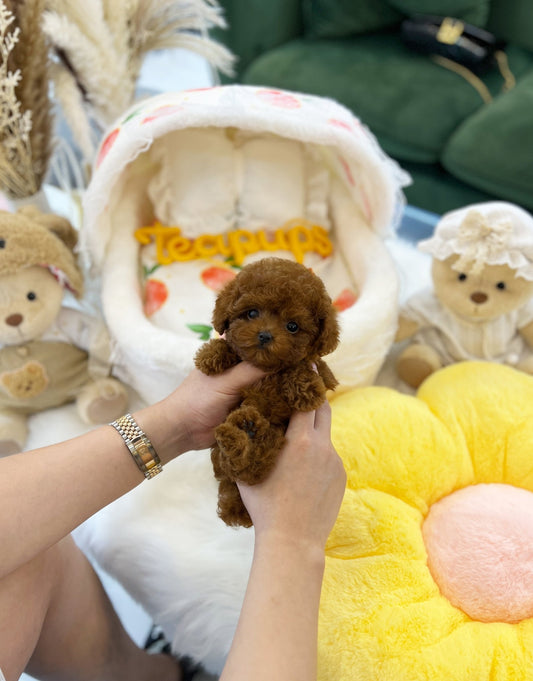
[[396, 202, 533, 388], [0, 206, 128, 456]]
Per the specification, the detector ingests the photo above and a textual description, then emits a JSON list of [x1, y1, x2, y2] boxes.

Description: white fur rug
[[27, 237, 431, 674]]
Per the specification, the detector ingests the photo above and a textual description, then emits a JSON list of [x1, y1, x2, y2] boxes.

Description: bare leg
[[0, 535, 180, 681]]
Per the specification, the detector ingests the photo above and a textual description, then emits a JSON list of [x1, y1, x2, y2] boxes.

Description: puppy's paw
[[215, 405, 273, 482], [217, 478, 252, 528], [194, 338, 241, 375], [281, 368, 326, 411]]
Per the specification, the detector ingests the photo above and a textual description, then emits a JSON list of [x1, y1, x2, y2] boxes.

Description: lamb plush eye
[[496, 281, 506, 290], [247, 309, 259, 320], [458, 273, 467, 282], [286, 321, 299, 333], [27, 291, 36, 301]]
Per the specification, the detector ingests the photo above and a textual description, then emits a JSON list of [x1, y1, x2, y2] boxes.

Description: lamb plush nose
[[6, 313, 23, 326], [470, 292, 488, 304], [258, 331, 273, 346]]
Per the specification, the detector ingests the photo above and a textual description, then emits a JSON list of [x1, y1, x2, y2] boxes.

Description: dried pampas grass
[[0, 0, 53, 198], [43, 0, 235, 165]]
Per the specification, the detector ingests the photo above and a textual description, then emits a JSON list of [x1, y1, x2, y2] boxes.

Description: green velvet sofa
[[212, 0, 533, 215]]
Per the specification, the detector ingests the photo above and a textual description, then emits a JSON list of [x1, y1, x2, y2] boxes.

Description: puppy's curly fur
[[194, 257, 340, 527]]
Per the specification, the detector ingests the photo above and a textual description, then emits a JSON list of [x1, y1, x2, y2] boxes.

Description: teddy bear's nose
[[6, 313, 23, 326], [470, 292, 488, 304], [258, 331, 273, 346]]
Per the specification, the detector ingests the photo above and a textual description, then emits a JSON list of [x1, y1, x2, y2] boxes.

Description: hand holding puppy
[[195, 257, 340, 526]]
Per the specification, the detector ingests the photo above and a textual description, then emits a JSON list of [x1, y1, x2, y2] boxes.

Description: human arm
[[0, 363, 264, 579], [220, 401, 346, 681]]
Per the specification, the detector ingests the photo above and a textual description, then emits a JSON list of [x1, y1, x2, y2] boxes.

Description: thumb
[[220, 362, 265, 394]]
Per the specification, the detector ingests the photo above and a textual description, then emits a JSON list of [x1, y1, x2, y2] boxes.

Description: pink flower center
[[422, 483, 533, 623]]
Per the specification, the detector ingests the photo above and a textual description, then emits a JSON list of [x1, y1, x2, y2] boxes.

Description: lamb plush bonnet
[[419, 201, 533, 279], [0, 207, 83, 296]]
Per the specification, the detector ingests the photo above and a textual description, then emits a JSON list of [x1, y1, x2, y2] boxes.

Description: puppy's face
[[212, 259, 340, 372], [224, 293, 318, 371]]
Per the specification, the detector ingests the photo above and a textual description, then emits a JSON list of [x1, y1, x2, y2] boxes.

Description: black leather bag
[[401, 14, 504, 75]]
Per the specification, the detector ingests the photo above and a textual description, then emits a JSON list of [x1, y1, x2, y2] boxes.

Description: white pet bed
[[75, 85, 409, 674], [81, 85, 408, 403]]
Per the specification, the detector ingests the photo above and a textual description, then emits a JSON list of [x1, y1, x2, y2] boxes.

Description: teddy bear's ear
[[17, 206, 78, 251], [212, 277, 239, 334], [314, 301, 340, 356]]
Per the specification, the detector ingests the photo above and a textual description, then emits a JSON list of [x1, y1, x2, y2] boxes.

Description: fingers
[[286, 400, 331, 436], [216, 362, 265, 394], [313, 400, 332, 432]]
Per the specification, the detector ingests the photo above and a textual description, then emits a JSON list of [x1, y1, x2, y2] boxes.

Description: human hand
[[156, 363, 265, 455], [238, 401, 346, 552]]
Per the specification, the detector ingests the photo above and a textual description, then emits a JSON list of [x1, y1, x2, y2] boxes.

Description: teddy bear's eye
[[247, 309, 259, 320], [496, 281, 506, 290], [0, 239, 5, 248], [458, 273, 467, 282], [286, 321, 299, 333], [27, 291, 37, 301]]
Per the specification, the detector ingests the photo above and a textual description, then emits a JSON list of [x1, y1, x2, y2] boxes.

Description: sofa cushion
[[402, 160, 494, 214], [243, 33, 497, 163], [488, 0, 533, 53], [302, 0, 402, 39], [389, 0, 490, 26], [211, 0, 303, 80], [302, 0, 491, 40], [442, 67, 533, 211]]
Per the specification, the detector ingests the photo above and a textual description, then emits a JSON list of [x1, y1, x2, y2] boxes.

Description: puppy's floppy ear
[[314, 300, 340, 356], [212, 277, 240, 334]]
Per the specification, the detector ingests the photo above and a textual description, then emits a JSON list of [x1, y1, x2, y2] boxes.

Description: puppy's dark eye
[[286, 321, 299, 333], [247, 309, 259, 320], [458, 273, 467, 282], [0, 238, 5, 248], [496, 281, 506, 290], [27, 291, 36, 301]]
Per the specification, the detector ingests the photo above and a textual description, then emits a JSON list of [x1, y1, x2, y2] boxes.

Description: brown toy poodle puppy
[[194, 257, 340, 527]]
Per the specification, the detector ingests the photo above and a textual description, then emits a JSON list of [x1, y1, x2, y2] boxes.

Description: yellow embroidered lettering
[[287, 224, 314, 263], [228, 230, 259, 266], [135, 220, 334, 266], [215, 234, 232, 258], [257, 229, 289, 252], [167, 231, 195, 261], [195, 234, 220, 258], [312, 226, 334, 258], [134, 223, 176, 265]]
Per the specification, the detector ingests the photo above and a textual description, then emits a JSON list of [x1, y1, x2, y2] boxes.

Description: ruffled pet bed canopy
[[80, 84, 409, 403]]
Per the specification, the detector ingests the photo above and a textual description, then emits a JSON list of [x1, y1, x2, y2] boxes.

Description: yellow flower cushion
[[320, 361, 533, 680]]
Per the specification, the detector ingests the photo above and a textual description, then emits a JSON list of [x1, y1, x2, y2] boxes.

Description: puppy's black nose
[[258, 331, 273, 346]]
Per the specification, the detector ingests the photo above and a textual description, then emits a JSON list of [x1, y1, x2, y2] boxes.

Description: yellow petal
[[326, 488, 425, 561], [321, 362, 533, 680], [418, 362, 533, 485], [331, 386, 473, 513]]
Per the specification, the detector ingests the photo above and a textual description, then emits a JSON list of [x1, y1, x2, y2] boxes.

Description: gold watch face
[[135, 440, 152, 466]]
